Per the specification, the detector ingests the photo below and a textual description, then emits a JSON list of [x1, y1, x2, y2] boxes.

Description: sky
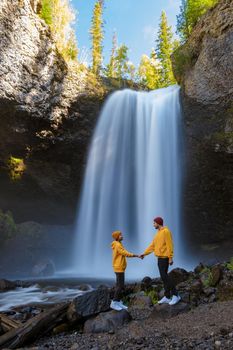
[[71, 0, 181, 67]]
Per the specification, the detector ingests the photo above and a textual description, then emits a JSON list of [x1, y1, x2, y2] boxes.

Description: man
[[111, 230, 141, 311], [140, 217, 181, 305]]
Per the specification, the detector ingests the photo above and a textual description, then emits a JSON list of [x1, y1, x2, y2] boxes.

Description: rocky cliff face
[[173, 0, 233, 247], [0, 0, 107, 224]]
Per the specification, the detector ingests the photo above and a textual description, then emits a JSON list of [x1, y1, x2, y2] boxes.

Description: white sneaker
[[118, 300, 128, 310], [110, 300, 123, 311], [169, 295, 181, 306], [158, 296, 171, 304]]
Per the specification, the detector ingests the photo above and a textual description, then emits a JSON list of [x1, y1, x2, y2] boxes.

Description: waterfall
[[72, 85, 184, 279]]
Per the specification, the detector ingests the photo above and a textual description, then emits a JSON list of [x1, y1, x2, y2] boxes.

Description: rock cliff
[[0, 0, 106, 224], [172, 0, 233, 247]]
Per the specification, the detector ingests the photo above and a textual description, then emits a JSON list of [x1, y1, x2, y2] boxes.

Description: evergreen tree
[[106, 31, 118, 78], [115, 44, 129, 80], [177, 0, 218, 42], [138, 49, 161, 89], [156, 11, 176, 87], [90, 0, 104, 75]]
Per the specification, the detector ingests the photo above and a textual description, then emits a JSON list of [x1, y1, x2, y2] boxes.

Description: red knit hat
[[154, 217, 163, 226]]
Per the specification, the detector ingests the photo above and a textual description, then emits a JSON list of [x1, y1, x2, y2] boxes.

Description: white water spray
[[72, 85, 184, 279]]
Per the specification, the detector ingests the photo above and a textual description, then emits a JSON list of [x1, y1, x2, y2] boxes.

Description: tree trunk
[[0, 303, 68, 349]]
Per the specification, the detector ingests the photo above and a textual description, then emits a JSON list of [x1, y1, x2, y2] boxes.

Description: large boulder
[[67, 289, 111, 323], [129, 292, 153, 309], [83, 310, 131, 333], [169, 268, 190, 285], [149, 302, 190, 320], [0, 279, 16, 291]]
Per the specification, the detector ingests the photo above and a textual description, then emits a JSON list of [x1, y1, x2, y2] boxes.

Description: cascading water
[[72, 85, 184, 279]]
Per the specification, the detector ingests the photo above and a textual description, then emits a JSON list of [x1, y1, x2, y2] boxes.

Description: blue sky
[[71, 0, 181, 67]]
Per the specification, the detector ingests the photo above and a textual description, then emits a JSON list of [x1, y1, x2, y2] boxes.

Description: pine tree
[[156, 11, 176, 87], [138, 49, 161, 89], [90, 0, 104, 75], [177, 0, 218, 42], [106, 31, 118, 78], [115, 44, 129, 80]]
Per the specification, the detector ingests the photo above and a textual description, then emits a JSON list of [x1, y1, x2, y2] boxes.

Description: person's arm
[[117, 244, 135, 257], [165, 229, 174, 264], [142, 238, 155, 257]]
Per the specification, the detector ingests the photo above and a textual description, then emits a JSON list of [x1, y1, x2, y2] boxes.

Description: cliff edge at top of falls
[[0, 0, 109, 224], [172, 0, 233, 105]]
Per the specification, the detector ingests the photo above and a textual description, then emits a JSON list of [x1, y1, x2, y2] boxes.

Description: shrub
[[145, 289, 158, 305], [226, 258, 233, 271], [39, 0, 78, 61], [7, 156, 26, 181], [0, 210, 17, 240]]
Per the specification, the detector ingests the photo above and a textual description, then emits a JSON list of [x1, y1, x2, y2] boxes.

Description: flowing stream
[[72, 85, 184, 279]]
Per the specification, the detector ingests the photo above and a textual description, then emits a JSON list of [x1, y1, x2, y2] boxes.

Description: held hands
[[169, 258, 173, 265], [133, 254, 144, 260]]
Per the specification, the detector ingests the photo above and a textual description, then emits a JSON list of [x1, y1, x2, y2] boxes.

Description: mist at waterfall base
[[71, 85, 189, 280]]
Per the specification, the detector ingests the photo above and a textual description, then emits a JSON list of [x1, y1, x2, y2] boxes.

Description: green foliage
[[145, 289, 158, 305], [8, 156, 26, 181], [40, 0, 53, 25], [0, 210, 17, 240], [172, 44, 195, 81], [105, 33, 135, 82], [200, 267, 214, 287], [177, 0, 219, 42], [156, 11, 176, 88], [226, 258, 233, 271], [114, 44, 130, 80], [90, 0, 104, 75], [138, 50, 161, 90], [105, 31, 118, 78], [39, 0, 78, 61]]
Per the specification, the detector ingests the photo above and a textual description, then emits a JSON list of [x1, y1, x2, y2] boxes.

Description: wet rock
[[31, 259, 55, 277], [179, 291, 190, 304], [208, 294, 217, 303], [194, 263, 205, 274], [203, 287, 216, 297], [129, 292, 153, 309], [67, 289, 111, 323], [78, 284, 92, 292], [149, 302, 190, 320], [190, 279, 203, 294], [83, 310, 131, 334], [211, 265, 223, 286], [53, 323, 69, 335], [169, 268, 190, 285], [140, 276, 152, 290], [0, 279, 16, 291]]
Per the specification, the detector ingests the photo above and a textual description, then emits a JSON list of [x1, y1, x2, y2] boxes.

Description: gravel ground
[[30, 300, 233, 350]]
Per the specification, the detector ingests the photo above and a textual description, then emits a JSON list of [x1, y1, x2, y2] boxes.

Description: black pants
[[158, 257, 177, 298], [113, 272, 125, 301]]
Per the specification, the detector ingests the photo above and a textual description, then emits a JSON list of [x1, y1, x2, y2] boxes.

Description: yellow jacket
[[111, 241, 134, 272], [143, 226, 174, 260]]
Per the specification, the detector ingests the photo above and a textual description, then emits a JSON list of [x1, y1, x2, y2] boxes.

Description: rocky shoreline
[[0, 259, 233, 349]]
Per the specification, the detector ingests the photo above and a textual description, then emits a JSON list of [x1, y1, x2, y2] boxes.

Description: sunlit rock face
[[0, 0, 105, 224], [172, 0, 233, 247]]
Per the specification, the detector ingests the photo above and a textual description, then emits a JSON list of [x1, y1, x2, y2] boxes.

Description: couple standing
[[110, 216, 181, 311]]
